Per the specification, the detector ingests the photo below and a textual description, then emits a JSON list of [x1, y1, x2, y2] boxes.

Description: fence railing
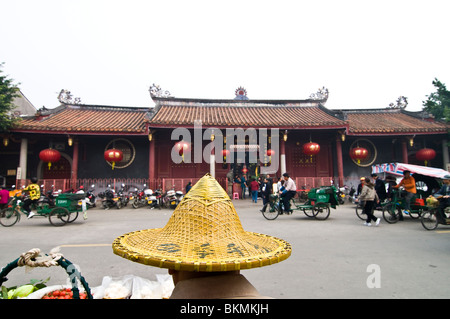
[[15, 176, 352, 196]]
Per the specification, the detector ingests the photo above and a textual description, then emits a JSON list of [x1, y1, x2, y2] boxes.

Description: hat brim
[[112, 228, 291, 272]]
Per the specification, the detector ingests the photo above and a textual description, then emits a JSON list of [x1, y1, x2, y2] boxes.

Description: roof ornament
[[149, 84, 172, 98], [388, 96, 408, 109], [310, 87, 329, 101], [58, 89, 81, 104], [234, 86, 249, 100]]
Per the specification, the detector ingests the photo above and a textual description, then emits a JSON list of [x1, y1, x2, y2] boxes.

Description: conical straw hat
[[112, 174, 291, 272]]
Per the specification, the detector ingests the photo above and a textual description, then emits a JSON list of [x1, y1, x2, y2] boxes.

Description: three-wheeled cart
[[262, 185, 339, 220], [0, 193, 86, 227]]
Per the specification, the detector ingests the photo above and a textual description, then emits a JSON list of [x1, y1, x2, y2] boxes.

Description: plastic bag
[[130, 276, 162, 299], [156, 274, 175, 299], [92, 275, 133, 299]]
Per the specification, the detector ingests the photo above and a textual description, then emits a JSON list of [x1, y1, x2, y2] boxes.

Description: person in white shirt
[[279, 173, 297, 214]]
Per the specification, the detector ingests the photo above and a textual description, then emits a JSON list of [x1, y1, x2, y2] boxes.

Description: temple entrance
[[42, 155, 71, 179]]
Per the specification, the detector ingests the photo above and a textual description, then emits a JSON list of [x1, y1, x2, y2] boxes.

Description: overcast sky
[[1, 0, 449, 112]]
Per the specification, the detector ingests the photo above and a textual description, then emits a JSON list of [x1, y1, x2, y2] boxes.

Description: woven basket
[[113, 174, 291, 272]]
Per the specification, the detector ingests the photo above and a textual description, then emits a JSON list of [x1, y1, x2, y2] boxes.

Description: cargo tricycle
[[0, 193, 86, 227], [262, 185, 339, 221]]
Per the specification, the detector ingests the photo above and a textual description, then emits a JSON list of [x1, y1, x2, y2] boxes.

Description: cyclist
[[429, 174, 450, 220], [392, 170, 416, 220], [22, 177, 41, 219]]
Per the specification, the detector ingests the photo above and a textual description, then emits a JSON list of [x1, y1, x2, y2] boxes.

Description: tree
[[422, 78, 450, 122], [0, 63, 20, 131]]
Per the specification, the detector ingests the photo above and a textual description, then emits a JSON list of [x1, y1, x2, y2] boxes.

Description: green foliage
[[423, 78, 450, 122], [0, 62, 21, 131]]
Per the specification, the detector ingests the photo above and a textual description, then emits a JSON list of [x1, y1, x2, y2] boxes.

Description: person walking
[[240, 175, 247, 199], [371, 173, 386, 209], [249, 178, 260, 203], [359, 177, 381, 226]]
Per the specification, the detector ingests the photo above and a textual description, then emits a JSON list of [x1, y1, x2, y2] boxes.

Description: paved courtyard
[[1, 199, 449, 299]]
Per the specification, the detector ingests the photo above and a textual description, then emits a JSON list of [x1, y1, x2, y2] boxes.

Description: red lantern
[[302, 142, 320, 159], [175, 141, 190, 162], [222, 149, 230, 162], [266, 149, 275, 157], [349, 147, 368, 164], [416, 148, 436, 166], [104, 149, 123, 170], [242, 167, 248, 174], [39, 148, 61, 170]]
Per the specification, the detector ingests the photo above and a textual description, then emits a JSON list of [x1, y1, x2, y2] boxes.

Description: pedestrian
[[0, 186, 10, 210], [185, 182, 192, 194], [279, 173, 297, 214], [260, 177, 274, 213], [249, 178, 260, 203], [393, 170, 416, 220], [371, 173, 386, 208], [385, 175, 397, 200], [22, 177, 41, 219], [240, 175, 247, 199], [112, 174, 292, 299], [359, 177, 381, 227]]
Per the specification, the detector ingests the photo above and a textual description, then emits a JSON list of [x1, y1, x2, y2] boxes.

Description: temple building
[[0, 86, 448, 193]]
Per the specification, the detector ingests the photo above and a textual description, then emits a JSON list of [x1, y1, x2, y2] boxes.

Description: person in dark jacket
[[371, 173, 386, 208]]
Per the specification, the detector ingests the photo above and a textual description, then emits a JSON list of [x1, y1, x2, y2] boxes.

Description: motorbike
[[165, 188, 179, 209], [117, 184, 129, 207], [175, 190, 184, 205], [85, 185, 96, 208], [132, 185, 148, 209], [147, 188, 164, 209], [98, 186, 122, 209]]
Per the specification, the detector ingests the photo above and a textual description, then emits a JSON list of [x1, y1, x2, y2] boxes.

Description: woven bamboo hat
[[113, 174, 291, 272]]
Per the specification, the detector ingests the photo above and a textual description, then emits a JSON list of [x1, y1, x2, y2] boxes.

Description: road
[[1, 199, 449, 299]]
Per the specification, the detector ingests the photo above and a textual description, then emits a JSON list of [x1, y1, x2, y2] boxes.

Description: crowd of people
[[231, 169, 450, 227]]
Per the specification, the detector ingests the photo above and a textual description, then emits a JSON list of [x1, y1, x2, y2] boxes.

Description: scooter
[[165, 187, 179, 209], [85, 185, 96, 208]]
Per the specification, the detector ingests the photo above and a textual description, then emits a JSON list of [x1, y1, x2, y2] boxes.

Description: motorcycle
[[85, 185, 96, 208], [98, 186, 122, 209], [148, 188, 164, 209], [132, 185, 148, 209], [165, 188, 178, 209], [117, 184, 129, 207], [175, 190, 184, 205]]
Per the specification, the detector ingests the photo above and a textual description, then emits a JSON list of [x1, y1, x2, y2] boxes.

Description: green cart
[[262, 185, 339, 220], [0, 193, 86, 227]]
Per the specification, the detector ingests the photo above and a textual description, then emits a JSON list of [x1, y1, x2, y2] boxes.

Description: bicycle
[[382, 190, 425, 224]]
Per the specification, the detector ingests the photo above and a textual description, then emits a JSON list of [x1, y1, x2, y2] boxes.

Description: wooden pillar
[[336, 138, 344, 186], [18, 138, 28, 187], [280, 139, 286, 175], [149, 138, 156, 183], [71, 140, 79, 189], [401, 141, 408, 163]]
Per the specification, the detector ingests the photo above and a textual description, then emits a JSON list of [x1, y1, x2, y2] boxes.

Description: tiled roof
[[148, 98, 347, 129], [15, 104, 149, 134], [338, 109, 449, 135]]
